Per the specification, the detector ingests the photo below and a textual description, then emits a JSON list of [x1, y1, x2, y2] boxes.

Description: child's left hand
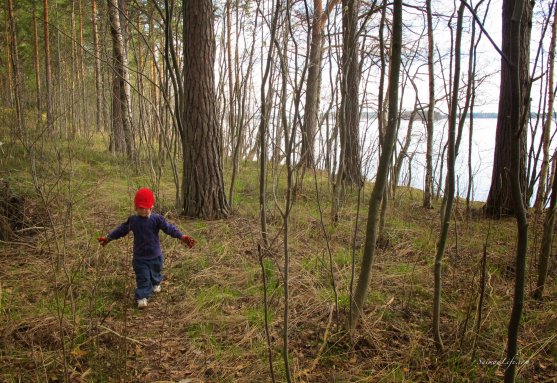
[[97, 236, 110, 247], [181, 235, 196, 248]]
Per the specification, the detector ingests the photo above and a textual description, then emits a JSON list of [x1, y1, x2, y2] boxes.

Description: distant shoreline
[[356, 109, 556, 121]]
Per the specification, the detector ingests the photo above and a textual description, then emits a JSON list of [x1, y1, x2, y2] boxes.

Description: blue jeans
[[132, 256, 163, 300]]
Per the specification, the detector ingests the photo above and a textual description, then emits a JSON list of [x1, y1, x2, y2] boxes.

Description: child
[[98, 187, 195, 308]]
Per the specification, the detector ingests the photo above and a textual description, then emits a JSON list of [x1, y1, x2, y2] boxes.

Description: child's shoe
[[137, 298, 148, 309], [153, 285, 161, 293]]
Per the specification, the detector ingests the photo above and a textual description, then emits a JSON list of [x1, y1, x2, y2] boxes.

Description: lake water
[[358, 117, 498, 202]]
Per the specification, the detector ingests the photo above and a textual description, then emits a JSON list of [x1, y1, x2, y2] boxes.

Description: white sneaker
[[137, 298, 148, 309], [153, 285, 161, 293]]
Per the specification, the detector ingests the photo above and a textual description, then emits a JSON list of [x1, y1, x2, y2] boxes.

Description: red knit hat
[[134, 188, 155, 209]]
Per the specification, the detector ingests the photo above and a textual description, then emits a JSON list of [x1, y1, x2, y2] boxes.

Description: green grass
[[1, 124, 556, 382], [194, 285, 242, 310]]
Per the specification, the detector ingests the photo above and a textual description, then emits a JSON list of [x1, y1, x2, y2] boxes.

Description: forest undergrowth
[[0, 132, 556, 383]]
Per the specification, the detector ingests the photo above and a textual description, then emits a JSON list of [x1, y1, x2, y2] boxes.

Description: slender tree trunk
[[56, 24, 63, 133], [226, 0, 237, 203], [278, 29, 294, 382], [44, 0, 53, 130], [423, 0, 435, 209], [374, 1, 388, 236], [7, 0, 24, 136], [301, 0, 340, 168], [229, 3, 258, 209], [532, 2, 557, 298], [534, 3, 556, 210], [433, 2, 464, 352], [33, 7, 42, 122], [376, 1, 386, 144], [504, 0, 530, 380], [70, 1, 77, 138], [392, 102, 417, 197], [78, 0, 86, 133], [108, 0, 134, 157], [301, 0, 323, 169], [466, 82, 477, 211], [533, 147, 557, 300], [182, 0, 231, 219], [349, 0, 401, 332], [467, 0, 488, 212], [4, 25, 13, 108], [257, 0, 281, 246], [92, 0, 102, 131], [258, 245, 276, 383], [456, 2, 480, 158]]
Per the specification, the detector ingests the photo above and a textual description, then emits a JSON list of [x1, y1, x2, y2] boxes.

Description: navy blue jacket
[[107, 213, 184, 259]]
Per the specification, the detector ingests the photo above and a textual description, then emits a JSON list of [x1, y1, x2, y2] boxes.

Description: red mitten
[[181, 235, 196, 248], [97, 236, 110, 247]]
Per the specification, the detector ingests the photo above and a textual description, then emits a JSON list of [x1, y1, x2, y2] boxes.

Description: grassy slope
[[0, 132, 556, 383]]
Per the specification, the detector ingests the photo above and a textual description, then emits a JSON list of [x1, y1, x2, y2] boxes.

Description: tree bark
[[108, 0, 134, 157], [43, 0, 53, 130], [534, 3, 556, 210], [504, 0, 530, 380], [182, 0, 231, 219], [533, 147, 557, 300], [92, 0, 103, 131], [423, 0, 435, 209], [349, 0, 401, 332], [257, 0, 281, 246], [78, 0, 86, 131], [33, 7, 42, 122], [433, 2, 464, 352], [301, 0, 340, 168], [226, 0, 237, 202], [485, 0, 532, 216], [7, 0, 24, 136], [339, 0, 362, 186], [4, 25, 13, 108]]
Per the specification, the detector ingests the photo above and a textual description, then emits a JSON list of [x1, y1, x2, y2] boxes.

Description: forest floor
[[1, 133, 557, 382]]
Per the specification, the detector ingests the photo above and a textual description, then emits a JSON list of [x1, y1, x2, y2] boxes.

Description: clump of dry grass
[[1, 145, 556, 382]]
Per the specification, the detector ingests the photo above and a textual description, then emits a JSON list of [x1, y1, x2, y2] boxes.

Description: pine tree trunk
[[43, 0, 53, 130], [92, 0, 102, 131], [504, 0, 530, 380], [33, 8, 42, 122], [78, 0, 86, 132], [182, 0, 231, 219], [70, 1, 77, 138], [7, 0, 24, 136], [485, 0, 532, 217], [339, 0, 361, 186], [4, 26, 13, 108], [108, 0, 134, 157]]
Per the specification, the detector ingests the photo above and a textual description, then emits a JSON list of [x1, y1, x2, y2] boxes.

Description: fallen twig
[[97, 324, 147, 346], [0, 239, 36, 249], [15, 226, 45, 233]]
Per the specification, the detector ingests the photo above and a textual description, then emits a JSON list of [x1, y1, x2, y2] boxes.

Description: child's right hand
[[181, 235, 196, 248], [97, 236, 110, 247]]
